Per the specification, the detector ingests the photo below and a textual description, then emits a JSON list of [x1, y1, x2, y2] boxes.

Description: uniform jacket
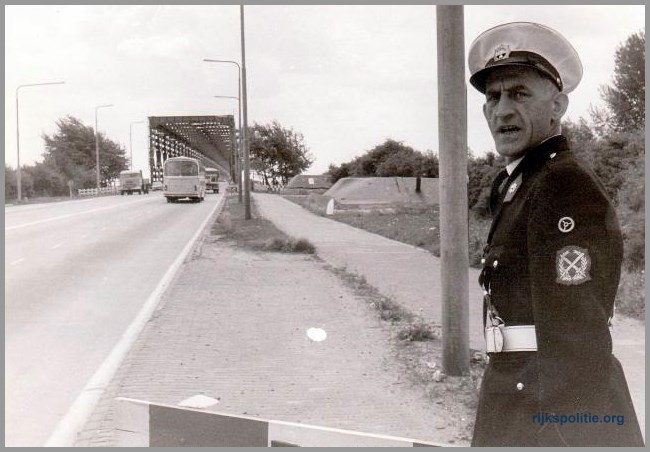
[[471, 135, 643, 446]]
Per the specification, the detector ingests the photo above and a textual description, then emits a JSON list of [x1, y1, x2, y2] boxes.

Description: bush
[[397, 318, 441, 342], [262, 237, 316, 254]]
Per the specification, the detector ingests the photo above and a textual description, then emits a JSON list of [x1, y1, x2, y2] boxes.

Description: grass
[[285, 194, 644, 321], [211, 194, 315, 254], [283, 194, 490, 268]]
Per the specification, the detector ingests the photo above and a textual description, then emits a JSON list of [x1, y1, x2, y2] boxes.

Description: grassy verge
[[211, 194, 315, 254], [284, 194, 644, 321]]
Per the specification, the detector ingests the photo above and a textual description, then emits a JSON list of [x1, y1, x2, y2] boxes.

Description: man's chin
[[494, 146, 525, 159]]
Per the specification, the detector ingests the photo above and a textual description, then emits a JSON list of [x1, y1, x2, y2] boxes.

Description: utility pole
[[437, 5, 469, 376], [240, 4, 251, 220]]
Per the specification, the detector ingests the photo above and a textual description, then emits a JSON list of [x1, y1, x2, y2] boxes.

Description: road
[[5, 192, 222, 446]]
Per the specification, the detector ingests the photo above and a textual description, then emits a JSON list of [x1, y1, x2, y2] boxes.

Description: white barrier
[[78, 187, 119, 197], [115, 397, 443, 447]]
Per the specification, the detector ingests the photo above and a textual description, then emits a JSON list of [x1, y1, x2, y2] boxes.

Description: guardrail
[[78, 187, 119, 197]]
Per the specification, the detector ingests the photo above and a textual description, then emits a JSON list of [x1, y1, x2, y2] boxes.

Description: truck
[[205, 167, 220, 193], [119, 169, 148, 195]]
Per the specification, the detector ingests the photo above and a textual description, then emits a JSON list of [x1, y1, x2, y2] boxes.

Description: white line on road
[[45, 196, 226, 447], [5, 198, 151, 232], [10, 258, 26, 266]]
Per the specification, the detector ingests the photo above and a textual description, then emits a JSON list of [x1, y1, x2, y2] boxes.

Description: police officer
[[467, 22, 644, 446]]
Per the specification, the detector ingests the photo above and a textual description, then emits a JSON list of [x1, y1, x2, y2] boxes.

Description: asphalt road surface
[[5, 192, 222, 446]]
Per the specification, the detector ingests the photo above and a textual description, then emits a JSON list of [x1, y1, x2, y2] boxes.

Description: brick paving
[[76, 236, 458, 446]]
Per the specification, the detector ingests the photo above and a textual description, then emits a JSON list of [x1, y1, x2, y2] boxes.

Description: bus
[[205, 167, 220, 194], [163, 157, 206, 203], [119, 169, 147, 195]]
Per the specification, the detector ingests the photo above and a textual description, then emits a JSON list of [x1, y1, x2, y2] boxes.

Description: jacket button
[[516, 382, 524, 391], [493, 260, 498, 268], [481, 258, 486, 264]]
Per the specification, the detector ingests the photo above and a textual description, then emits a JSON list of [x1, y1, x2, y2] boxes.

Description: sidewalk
[[76, 192, 644, 445]]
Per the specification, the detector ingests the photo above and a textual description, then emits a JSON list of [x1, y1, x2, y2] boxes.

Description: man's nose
[[493, 95, 515, 118]]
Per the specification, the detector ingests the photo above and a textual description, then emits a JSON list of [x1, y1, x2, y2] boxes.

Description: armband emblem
[[556, 246, 591, 285]]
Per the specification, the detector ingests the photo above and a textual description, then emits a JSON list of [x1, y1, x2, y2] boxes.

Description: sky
[[4, 4, 646, 177]]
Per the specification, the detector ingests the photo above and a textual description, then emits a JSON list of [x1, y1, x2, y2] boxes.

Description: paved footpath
[[76, 220, 461, 446], [253, 193, 645, 439]]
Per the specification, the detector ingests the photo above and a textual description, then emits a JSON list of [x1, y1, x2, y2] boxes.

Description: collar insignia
[[503, 173, 522, 203]]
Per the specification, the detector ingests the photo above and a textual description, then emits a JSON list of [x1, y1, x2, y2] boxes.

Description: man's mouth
[[497, 125, 521, 135]]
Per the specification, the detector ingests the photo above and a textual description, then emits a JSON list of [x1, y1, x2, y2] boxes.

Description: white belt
[[485, 325, 537, 353]]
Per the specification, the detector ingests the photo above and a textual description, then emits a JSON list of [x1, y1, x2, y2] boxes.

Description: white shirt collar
[[506, 156, 524, 175]]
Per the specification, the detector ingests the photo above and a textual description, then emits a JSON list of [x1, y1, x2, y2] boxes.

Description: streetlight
[[129, 120, 145, 170], [213, 95, 241, 200], [15, 81, 65, 201], [95, 104, 114, 191], [202, 6, 250, 219], [203, 58, 243, 203]]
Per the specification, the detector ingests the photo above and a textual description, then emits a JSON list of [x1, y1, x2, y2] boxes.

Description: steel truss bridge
[[148, 115, 236, 183]]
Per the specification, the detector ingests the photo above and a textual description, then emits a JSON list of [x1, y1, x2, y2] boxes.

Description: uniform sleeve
[[526, 163, 623, 412]]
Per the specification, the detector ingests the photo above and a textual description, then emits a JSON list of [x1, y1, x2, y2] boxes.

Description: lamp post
[[129, 120, 145, 170], [213, 95, 241, 199], [203, 58, 243, 203], [15, 81, 65, 201], [95, 104, 114, 191]]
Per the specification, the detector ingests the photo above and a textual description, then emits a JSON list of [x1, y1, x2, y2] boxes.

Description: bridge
[[148, 115, 236, 183]]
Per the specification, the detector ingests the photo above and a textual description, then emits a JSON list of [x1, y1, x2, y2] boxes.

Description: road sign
[[115, 397, 442, 447]]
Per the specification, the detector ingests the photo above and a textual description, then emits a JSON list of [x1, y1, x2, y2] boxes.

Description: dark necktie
[[489, 168, 509, 215]]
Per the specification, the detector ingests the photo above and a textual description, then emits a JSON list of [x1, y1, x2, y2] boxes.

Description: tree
[[600, 30, 645, 133], [327, 139, 439, 183], [41, 116, 128, 189], [249, 121, 314, 185]]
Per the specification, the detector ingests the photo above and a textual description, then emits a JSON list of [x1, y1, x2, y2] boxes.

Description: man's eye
[[514, 91, 529, 100], [486, 93, 499, 103]]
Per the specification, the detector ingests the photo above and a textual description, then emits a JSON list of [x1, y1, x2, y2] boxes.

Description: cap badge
[[494, 44, 511, 62]]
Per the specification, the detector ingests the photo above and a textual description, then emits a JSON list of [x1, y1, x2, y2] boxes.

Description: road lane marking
[[10, 258, 25, 266], [45, 195, 226, 447], [5, 198, 151, 232]]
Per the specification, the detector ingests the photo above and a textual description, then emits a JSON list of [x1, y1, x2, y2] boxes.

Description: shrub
[[397, 318, 441, 342]]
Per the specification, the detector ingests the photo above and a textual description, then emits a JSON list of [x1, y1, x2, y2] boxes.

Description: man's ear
[[552, 92, 569, 121], [482, 102, 488, 121]]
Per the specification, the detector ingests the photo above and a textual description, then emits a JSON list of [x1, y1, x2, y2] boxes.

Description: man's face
[[482, 66, 560, 161]]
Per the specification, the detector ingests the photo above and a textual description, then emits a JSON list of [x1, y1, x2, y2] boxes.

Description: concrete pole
[[95, 104, 114, 191], [240, 5, 251, 220], [15, 90, 21, 202], [436, 5, 469, 376], [237, 71, 243, 204]]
